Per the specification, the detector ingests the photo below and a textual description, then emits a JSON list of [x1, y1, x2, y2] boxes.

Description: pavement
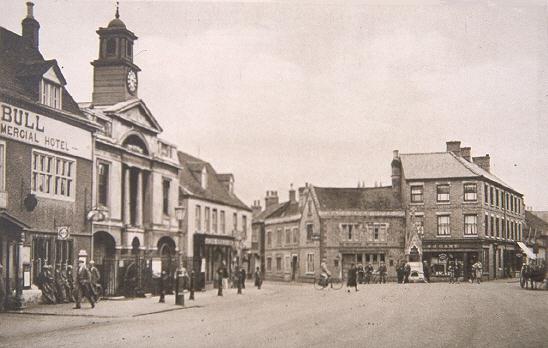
[[0, 280, 546, 348]]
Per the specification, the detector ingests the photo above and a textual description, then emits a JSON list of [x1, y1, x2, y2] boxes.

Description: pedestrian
[[54, 264, 67, 303], [474, 260, 483, 284], [347, 263, 358, 292], [396, 261, 403, 284], [404, 263, 411, 284], [454, 262, 461, 284], [222, 262, 229, 290], [158, 270, 168, 303], [74, 260, 95, 309], [423, 261, 430, 283], [62, 265, 74, 303], [38, 264, 57, 304], [364, 263, 373, 284], [217, 262, 227, 296], [378, 262, 387, 284], [254, 267, 262, 289], [357, 263, 364, 284], [88, 260, 101, 302], [240, 267, 246, 289], [448, 262, 455, 284], [0, 263, 6, 312]]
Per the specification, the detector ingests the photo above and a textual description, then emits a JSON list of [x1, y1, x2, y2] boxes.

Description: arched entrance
[[93, 231, 116, 296]]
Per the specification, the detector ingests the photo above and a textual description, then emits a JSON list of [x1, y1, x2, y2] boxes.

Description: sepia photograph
[[0, 0, 547, 347]]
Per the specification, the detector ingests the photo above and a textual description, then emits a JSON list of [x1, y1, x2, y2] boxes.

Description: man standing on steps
[[74, 259, 95, 309]]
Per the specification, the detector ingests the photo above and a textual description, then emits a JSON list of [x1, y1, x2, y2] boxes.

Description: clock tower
[[91, 5, 140, 106]]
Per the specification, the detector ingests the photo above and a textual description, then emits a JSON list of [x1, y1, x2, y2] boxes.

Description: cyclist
[[320, 258, 332, 287]]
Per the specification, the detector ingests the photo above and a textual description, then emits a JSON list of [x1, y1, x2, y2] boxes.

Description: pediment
[[105, 99, 163, 133], [43, 66, 64, 85]]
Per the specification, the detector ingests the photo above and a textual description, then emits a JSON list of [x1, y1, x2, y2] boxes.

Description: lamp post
[[174, 206, 186, 306]]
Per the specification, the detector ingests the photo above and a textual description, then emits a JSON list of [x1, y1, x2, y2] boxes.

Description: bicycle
[[313, 273, 343, 290]]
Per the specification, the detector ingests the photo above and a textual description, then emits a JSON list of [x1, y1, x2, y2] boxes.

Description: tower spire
[[115, 1, 120, 19]]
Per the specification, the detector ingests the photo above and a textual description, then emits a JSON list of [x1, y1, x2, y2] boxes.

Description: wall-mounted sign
[[0, 103, 92, 160], [205, 237, 233, 246], [57, 226, 70, 240]]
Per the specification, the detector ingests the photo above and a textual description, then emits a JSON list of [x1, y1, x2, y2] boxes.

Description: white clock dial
[[127, 70, 138, 94]]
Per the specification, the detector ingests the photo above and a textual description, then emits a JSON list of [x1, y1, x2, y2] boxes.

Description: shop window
[[276, 257, 282, 272], [266, 257, 272, 272], [195, 205, 201, 231], [306, 224, 314, 241], [437, 184, 450, 202], [97, 162, 109, 207], [306, 253, 314, 273], [410, 185, 423, 203], [464, 215, 478, 235], [464, 183, 477, 201], [437, 215, 450, 235], [40, 79, 62, 109], [32, 150, 75, 200]]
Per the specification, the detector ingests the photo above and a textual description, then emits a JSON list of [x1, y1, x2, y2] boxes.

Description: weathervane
[[115, 1, 120, 19]]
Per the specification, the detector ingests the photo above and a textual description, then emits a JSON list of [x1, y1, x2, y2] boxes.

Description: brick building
[[0, 3, 98, 307], [393, 141, 525, 280], [300, 185, 405, 282], [263, 189, 302, 281]]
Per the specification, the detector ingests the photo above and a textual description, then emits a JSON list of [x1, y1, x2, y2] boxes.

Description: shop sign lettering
[[205, 237, 233, 246], [0, 103, 92, 160]]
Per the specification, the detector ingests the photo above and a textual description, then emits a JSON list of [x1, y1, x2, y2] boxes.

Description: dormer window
[[201, 167, 208, 189], [40, 79, 62, 109]]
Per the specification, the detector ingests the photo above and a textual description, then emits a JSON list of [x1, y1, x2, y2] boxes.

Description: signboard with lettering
[[205, 237, 234, 247], [0, 103, 92, 160]]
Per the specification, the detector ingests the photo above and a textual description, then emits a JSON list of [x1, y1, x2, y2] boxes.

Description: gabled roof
[[266, 201, 300, 220], [0, 27, 83, 117], [526, 211, 548, 229], [253, 202, 286, 223], [531, 211, 548, 224], [313, 186, 402, 211], [177, 151, 250, 211], [399, 152, 519, 194]]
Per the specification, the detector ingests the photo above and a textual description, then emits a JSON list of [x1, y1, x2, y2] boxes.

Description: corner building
[[80, 11, 180, 295], [393, 141, 525, 280], [0, 3, 97, 307]]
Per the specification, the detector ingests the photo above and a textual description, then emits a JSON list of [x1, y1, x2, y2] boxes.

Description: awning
[[517, 241, 537, 260]]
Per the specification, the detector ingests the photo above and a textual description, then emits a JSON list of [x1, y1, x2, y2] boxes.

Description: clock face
[[127, 70, 138, 94]]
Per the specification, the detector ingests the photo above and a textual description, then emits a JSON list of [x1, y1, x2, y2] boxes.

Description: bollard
[[175, 270, 184, 306], [189, 270, 195, 300]]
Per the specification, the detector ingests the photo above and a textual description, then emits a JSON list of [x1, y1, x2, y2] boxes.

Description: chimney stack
[[446, 141, 461, 156], [22, 2, 40, 49], [265, 190, 279, 210], [472, 154, 491, 173], [289, 184, 296, 203], [461, 147, 471, 162], [251, 200, 262, 217], [391, 149, 402, 197]]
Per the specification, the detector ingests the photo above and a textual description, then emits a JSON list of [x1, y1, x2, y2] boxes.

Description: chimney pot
[[26, 2, 34, 18], [393, 150, 399, 159]]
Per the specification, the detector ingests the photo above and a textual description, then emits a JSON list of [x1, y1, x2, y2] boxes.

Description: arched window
[[106, 38, 116, 56], [122, 134, 148, 155]]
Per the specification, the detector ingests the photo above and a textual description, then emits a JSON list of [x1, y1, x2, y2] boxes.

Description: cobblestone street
[[1, 280, 546, 348]]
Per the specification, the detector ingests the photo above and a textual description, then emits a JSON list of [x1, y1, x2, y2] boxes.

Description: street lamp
[[174, 206, 186, 306]]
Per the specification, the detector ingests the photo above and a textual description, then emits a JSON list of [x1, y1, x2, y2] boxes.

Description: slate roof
[[0, 27, 83, 117], [313, 186, 402, 211], [177, 151, 250, 211], [532, 211, 548, 224], [399, 152, 519, 194], [267, 201, 301, 219], [253, 202, 286, 223]]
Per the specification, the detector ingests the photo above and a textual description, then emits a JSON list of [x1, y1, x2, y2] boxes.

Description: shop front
[[423, 240, 484, 281], [193, 233, 235, 290]]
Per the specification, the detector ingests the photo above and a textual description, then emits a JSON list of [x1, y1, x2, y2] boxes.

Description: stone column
[[135, 170, 143, 227], [123, 167, 131, 225]]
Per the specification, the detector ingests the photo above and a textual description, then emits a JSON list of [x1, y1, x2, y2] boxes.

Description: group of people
[[396, 261, 413, 283], [345, 262, 389, 292], [216, 262, 256, 296], [36, 259, 101, 309]]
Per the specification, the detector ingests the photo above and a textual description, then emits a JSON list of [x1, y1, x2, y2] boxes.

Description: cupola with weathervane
[[91, 2, 140, 106]]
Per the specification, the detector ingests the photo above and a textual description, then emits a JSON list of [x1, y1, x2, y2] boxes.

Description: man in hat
[[75, 259, 95, 309], [88, 260, 101, 302], [54, 264, 67, 303], [378, 262, 387, 284]]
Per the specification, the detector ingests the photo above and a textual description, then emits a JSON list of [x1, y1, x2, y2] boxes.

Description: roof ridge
[[400, 151, 448, 156]]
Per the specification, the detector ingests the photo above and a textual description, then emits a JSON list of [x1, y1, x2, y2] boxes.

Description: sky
[[2, 0, 548, 209]]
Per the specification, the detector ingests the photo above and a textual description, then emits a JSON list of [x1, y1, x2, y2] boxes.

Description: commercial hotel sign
[[0, 103, 92, 160]]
